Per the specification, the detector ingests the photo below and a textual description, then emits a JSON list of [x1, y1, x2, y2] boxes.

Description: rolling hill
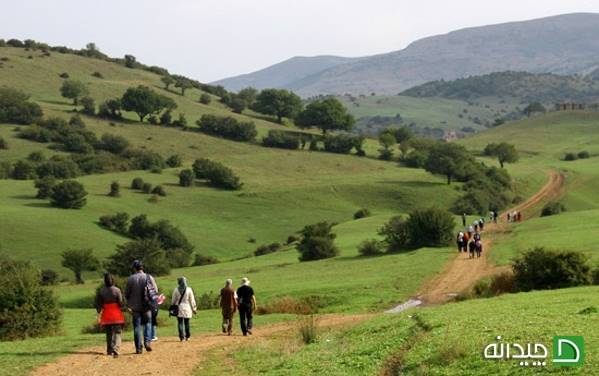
[[215, 13, 599, 96]]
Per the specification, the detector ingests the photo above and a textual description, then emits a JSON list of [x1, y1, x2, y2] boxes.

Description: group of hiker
[[507, 211, 522, 222], [94, 260, 256, 357], [456, 217, 484, 259]]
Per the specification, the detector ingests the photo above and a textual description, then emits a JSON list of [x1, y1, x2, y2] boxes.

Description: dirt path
[[29, 314, 370, 376], [416, 170, 564, 305]]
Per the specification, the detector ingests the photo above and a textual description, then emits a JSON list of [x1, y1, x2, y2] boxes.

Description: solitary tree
[[484, 142, 519, 168], [50, 180, 88, 209], [296, 97, 355, 134], [61, 248, 99, 284], [522, 102, 546, 117], [121, 86, 172, 122], [60, 79, 89, 105], [161, 76, 175, 90], [424, 142, 471, 185], [124, 54, 137, 68], [252, 88, 303, 123], [175, 78, 194, 96], [297, 221, 339, 261]]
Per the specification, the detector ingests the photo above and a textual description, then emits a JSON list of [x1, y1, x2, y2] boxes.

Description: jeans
[[150, 309, 158, 339], [177, 317, 190, 340], [132, 310, 152, 351], [222, 310, 235, 334], [105, 324, 122, 355], [239, 306, 253, 335]]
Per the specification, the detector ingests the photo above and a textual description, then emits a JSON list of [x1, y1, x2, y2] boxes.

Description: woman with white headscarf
[[171, 276, 197, 341]]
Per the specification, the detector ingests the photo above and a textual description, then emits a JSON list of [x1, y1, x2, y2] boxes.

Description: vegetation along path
[[415, 170, 565, 305]]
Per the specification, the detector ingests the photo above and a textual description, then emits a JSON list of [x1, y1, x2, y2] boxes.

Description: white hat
[[241, 277, 250, 286]]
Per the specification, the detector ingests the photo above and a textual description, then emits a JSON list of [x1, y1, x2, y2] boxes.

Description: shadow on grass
[[376, 180, 447, 187], [23, 202, 52, 208], [10, 194, 36, 200]]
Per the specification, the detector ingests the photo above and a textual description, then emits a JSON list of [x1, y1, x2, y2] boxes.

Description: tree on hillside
[[0, 87, 43, 125], [50, 180, 87, 209], [296, 97, 355, 134], [393, 126, 413, 144], [121, 85, 174, 122], [378, 132, 396, 160], [484, 142, 519, 168], [124, 54, 137, 68], [105, 238, 170, 277], [297, 221, 339, 262], [60, 79, 89, 105], [424, 142, 472, 184], [174, 78, 194, 96], [252, 88, 303, 123], [522, 102, 546, 117], [161, 76, 175, 90], [237, 87, 258, 108], [61, 248, 99, 284]]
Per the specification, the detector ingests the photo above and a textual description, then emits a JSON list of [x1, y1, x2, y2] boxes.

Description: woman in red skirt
[[95, 273, 126, 357]]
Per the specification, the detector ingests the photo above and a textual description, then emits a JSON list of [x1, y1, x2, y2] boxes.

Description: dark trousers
[[239, 306, 253, 335], [177, 317, 190, 340], [104, 324, 122, 355], [132, 310, 152, 352]]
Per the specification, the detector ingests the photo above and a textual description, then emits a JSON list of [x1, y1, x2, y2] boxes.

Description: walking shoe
[[145, 344, 153, 352], [136, 349, 143, 354], [113, 352, 119, 359], [152, 336, 158, 341], [247, 330, 253, 335]]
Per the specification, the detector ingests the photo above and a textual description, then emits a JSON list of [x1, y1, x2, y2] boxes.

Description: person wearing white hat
[[236, 277, 256, 336]]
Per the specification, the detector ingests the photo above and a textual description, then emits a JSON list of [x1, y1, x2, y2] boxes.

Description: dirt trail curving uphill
[[416, 170, 564, 305], [29, 314, 370, 376]]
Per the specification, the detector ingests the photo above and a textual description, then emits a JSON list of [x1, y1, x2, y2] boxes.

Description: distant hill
[[215, 13, 599, 96], [400, 71, 599, 103]]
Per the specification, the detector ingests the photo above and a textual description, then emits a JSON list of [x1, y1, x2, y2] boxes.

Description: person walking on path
[[171, 277, 197, 341], [456, 232, 465, 253], [125, 260, 157, 354], [475, 240, 483, 258], [236, 277, 256, 336], [467, 225, 474, 238], [150, 293, 165, 341], [479, 218, 485, 231], [468, 239, 476, 259], [462, 213, 467, 227], [473, 220, 479, 232], [219, 279, 237, 335], [95, 272, 125, 358]]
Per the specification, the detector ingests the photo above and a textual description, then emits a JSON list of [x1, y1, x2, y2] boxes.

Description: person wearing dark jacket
[[125, 260, 157, 354], [95, 273, 125, 358], [236, 277, 256, 336], [219, 279, 237, 335]]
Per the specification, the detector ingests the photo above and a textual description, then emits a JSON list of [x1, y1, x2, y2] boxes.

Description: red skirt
[[100, 303, 125, 326]]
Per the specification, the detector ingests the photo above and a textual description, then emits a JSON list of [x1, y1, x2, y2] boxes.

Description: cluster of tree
[[161, 75, 193, 96], [252, 89, 303, 123], [254, 242, 282, 256], [100, 213, 194, 269], [322, 133, 365, 155], [378, 208, 455, 252], [196, 114, 257, 142], [451, 166, 512, 215], [188, 158, 243, 190], [0, 258, 62, 340], [129, 177, 167, 196], [377, 127, 413, 160], [262, 130, 305, 150], [0, 87, 43, 124], [564, 150, 590, 161], [297, 222, 339, 261], [296, 97, 356, 134], [221, 87, 258, 113], [483, 142, 519, 168], [541, 202, 566, 217]]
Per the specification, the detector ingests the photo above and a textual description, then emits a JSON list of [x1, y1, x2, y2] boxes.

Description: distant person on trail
[[467, 225, 474, 238], [479, 218, 485, 231], [171, 277, 197, 342], [220, 279, 237, 335], [468, 239, 476, 259], [95, 272, 125, 358], [493, 211, 498, 224], [456, 232, 465, 253], [473, 231, 481, 243], [462, 213, 467, 227], [125, 260, 157, 354], [463, 231, 470, 249], [473, 220, 479, 232], [507, 212, 511, 222], [475, 240, 483, 258], [517, 212, 522, 222], [237, 277, 256, 336]]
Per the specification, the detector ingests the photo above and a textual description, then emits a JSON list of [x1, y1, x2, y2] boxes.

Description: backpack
[[474, 233, 481, 241], [142, 275, 158, 311]]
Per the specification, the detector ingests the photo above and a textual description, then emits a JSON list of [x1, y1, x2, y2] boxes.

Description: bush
[[577, 151, 590, 159], [151, 185, 166, 196], [192, 158, 242, 190], [0, 258, 62, 340], [197, 291, 220, 310], [471, 272, 517, 297], [59, 72, 69, 79], [125, 149, 165, 171], [286, 235, 299, 244], [36, 159, 81, 179], [0, 137, 7, 150], [50, 180, 87, 209], [141, 182, 153, 194], [99, 134, 129, 154], [378, 148, 394, 160], [108, 181, 120, 197], [0, 87, 44, 125], [92, 71, 104, 79], [256, 295, 332, 315], [172, 113, 188, 128], [353, 208, 371, 220], [199, 93, 211, 105], [159, 110, 172, 126], [297, 222, 339, 261], [196, 114, 257, 142], [512, 247, 592, 291], [11, 160, 37, 180], [193, 254, 219, 266], [379, 208, 455, 251], [27, 151, 45, 162], [80, 96, 95, 116], [564, 152, 578, 161], [541, 202, 566, 217], [299, 315, 318, 344], [131, 177, 144, 190], [262, 130, 301, 150], [358, 239, 384, 256], [166, 154, 182, 168], [179, 169, 194, 187], [40, 269, 59, 286], [254, 243, 282, 256], [105, 238, 170, 277], [322, 134, 364, 154], [99, 212, 130, 234], [34, 176, 56, 199]]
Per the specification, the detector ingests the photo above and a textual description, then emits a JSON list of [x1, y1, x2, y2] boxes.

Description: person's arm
[[171, 289, 179, 305], [115, 288, 124, 307], [94, 289, 103, 314], [189, 289, 197, 313], [219, 290, 224, 309], [251, 295, 257, 312]]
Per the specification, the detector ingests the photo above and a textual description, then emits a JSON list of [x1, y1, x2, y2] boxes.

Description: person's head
[[132, 260, 143, 272], [241, 277, 250, 286], [225, 278, 233, 287], [104, 272, 114, 287], [178, 276, 187, 288]]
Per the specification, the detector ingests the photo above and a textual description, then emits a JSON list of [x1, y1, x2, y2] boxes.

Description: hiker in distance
[[462, 213, 467, 227], [220, 279, 237, 335], [171, 276, 197, 341], [237, 277, 256, 336], [95, 272, 125, 358], [125, 260, 158, 354]]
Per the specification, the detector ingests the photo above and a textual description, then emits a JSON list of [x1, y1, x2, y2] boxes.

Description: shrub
[[125, 149, 165, 171], [0, 137, 7, 150], [512, 247, 592, 291], [0, 258, 62, 340], [0, 87, 44, 124], [254, 243, 282, 256], [299, 315, 318, 344], [159, 110, 172, 126], [61, 248, 99, 284], [286, 235, 299, 244], [92, 71, 104, 79], [105, 238, 170, 277], [108, 181, 120, 197], [131, 177, 144, 190], [80, 96, 95, 116], [541, 202, 566, 217], [179, 169, 194, 187], [262, 130, 301, 150], [35, 159, 81, 179], [27, 151, 45, 162], [50, 180, 87, 209], [141, 182, 153, 194], [11, 160, 37, 180], [151, 185, 166, 196], [99, 212, 130, 234], [564, 152, 578, 161], [99, 134, 129, 154], [402, 150, 428, 168], [471, 272, 517, 297], [192, 158, 242, 190], [197, 291, 220, 310], [34, 176, 56, 199], [297, 222, 339, 261], [378, 148, 393, 160], [322, 134, 363, 154], [358, 239, 384, 256], [193, 254, 219, 266], [165, 154, 182, 168], [59, 72, 69, 79], [199, 93, 211, 105], [172, 113, 188, 128], [256, 295, 332, 315], [353, 208, 371, 220], [0, 161, 12, 179], [40, 269, 59, 286], [196, 114, 257, 142], [577, 151, 590, 159], [379, 208, 455, 251]]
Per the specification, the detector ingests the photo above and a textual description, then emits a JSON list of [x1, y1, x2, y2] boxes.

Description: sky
[[1, 0, 599, 82]]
